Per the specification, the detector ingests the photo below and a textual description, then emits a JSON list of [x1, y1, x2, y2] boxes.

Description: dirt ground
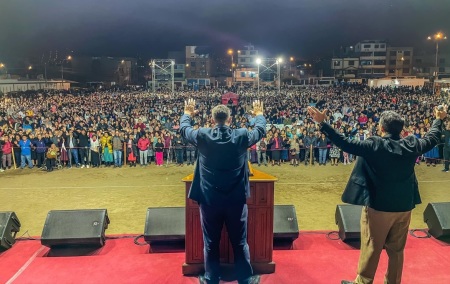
[[0, 163, 449, 237]]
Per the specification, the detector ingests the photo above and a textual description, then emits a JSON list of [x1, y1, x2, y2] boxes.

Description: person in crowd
[[58, 136, 69, 167], [1, 134, 13, 170], [308, 104, 447, 284], [186, 137, 196, 166], [303, 131, 317, 165], [112, 130, 124, 168], [126, 133, 138, 167], [289, 137, 299, 167], [78, 129, 90, 168], [66, 130, 80, 168], [155, 137, 164, 167], [423, 144, 439, 167], [45, 143, 59, 172], [329, 142, 341, 166], [180, 99, 265, 284], [173, 132, 185, 166], [137, 133, 150, 167], [269, 132, 283, 166], [19, 135, 33, 169], [442, 121, 450, 173], [256, 137, 268, 167], [0, 135, 4, 172], [100, 132, 113, 167], [317, 133, 328, 165], [90, 134, 100, 167], [34, 133, 47, 168]]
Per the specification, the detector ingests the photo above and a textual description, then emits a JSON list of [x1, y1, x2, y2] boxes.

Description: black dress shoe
[[341, 280, 354, 284]]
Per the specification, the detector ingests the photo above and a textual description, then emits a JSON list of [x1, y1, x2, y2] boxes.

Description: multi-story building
[[331, 57, 360, 79], [385, 47, 414, 77], [354, 40, 387, 78], [185, 46, 212, 84], [413, 52, 450, 78], [237, 45, 259, 68]]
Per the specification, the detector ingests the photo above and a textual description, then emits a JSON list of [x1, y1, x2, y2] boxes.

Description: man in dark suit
[[443, 121, 450, 172], [180, 99, 266, 284], [307, 105, 447, 284]]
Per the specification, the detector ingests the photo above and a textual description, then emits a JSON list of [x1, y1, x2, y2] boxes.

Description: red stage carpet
[[1, 231, 449, 284]]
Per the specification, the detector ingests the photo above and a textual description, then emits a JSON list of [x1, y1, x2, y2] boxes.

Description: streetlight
[[427, 32, 447, 94], [256, 58, 262, 96], [276, 58, 283, 94], [61, 55, 72, 83], [228, 49, 234, 84], [28, 66, 32, 70]]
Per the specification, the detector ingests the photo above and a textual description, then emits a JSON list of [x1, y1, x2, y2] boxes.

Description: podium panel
[[182, 169, 277, 275]]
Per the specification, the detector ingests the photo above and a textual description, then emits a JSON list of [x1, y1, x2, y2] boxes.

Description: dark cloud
[[0, 0, 449, 59]]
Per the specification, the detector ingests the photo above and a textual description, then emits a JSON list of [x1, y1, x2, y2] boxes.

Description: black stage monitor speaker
[[273, 205, 299, 242], [424, 202, 450, 239], [0, 212, 21, 251], [335, 204, 363, 242], [144, 207, 185, 243], [41, 209, 110, 247]]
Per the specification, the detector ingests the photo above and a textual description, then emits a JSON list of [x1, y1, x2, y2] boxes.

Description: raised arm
[[179, 98, 198, 146], [416, 105, 447, 154], [308, 106, 374, 157], [247, 100, 266, 147]]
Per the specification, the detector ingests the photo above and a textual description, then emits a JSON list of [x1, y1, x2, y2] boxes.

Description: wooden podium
[[182, 165, 278, 275]]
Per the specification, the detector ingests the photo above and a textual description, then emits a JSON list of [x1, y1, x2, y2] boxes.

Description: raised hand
[[307, 106, 328, 123], [435, 104, 448, 120], [184, 98, 196, 116], [252, 100, 264, 116]]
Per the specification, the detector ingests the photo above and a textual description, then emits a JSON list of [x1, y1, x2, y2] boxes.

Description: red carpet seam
[[6, 246, 46, 284]]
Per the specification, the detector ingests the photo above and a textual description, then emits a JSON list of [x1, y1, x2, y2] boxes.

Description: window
[[360, 52, 372, 57], [439, 67, 445, 72], [403, 59, 410, 65], [389, 60, 396, 65], [373, 60, 386, 65], [415, 59, 422, 64], [403, 68, 410, 74], [380, 44, 385, 48], [363, 44, 371, 48], [348, 60, 355, 66], [373, 68, 385, 74], [389, 69, 395, 74], [390, 51, 396, 56], [374, 52, 385, 56], [374, 45, 379, 48], [334, 61, 341, 66], [439, 58, 445, 64], [250, 51, 257, 55], [190, 62, 196, 67], [404, 51, 411, 56], [241, 72, 246, 77], [360, 60, 372, 66]]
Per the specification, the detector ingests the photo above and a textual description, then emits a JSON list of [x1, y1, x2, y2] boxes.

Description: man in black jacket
[[308, 105, 447, 284], [443, 121, 450, 172], [77, 129, 90, 168]]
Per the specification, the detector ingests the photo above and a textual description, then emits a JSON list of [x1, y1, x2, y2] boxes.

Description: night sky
[[0, 0, 449, 60]]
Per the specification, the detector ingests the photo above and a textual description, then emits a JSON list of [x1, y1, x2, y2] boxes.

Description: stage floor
[[1, 232, 449, 284]]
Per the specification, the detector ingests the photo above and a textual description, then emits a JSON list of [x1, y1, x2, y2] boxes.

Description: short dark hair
[[380, 111, 404, 136], [212, 105, 230, 124]]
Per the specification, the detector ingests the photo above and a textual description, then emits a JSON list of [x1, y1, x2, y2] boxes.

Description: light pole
[[256, 58, 262, 96], [228, 49, 234, 85], [427, 32, 447, 94], [61, 55, 72, 84], [0, 63, 7, 76], [276, 58, 283, 94]]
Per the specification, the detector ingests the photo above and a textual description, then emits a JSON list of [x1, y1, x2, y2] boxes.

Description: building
[[354, 40, 387, 78], [0, 79, 73, 94], [413, 52, 450, 78], [237, 45, 259, 68], [385, 47, 414, 77], [331, 57, 360, 79], [185, 46, 212, 83], [234, 68, 258, 86]]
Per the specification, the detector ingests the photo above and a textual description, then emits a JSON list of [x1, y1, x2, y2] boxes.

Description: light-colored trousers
[[355, 206, 411, 284]]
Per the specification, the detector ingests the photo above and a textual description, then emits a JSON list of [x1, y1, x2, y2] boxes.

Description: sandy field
[[0, 162, 449, 237]]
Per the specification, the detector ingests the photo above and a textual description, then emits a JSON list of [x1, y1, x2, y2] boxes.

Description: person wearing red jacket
[[137, 134, 150, 166], [1, 134, 13, 170]]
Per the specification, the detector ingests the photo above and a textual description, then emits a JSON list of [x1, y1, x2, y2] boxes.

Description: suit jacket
[[180, 114, 266, 206], [320, 119, 443, 212]]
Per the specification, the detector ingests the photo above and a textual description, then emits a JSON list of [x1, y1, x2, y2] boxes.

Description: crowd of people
[[0, 84, 449, 173]]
